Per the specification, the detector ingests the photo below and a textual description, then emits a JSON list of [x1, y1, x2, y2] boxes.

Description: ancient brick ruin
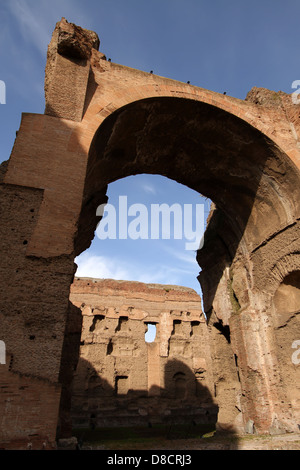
[[0, 18, 300, 449], [68, 278, 218, 431]]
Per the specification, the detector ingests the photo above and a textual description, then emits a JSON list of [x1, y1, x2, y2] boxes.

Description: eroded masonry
[[1, 18, 300, 449], [68, 278, 218, 431]]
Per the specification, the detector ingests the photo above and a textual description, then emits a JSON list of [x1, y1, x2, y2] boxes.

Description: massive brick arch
[[77, 96, 300, 255], [75, 94, 300, 436], [1, 18, 300, 448]]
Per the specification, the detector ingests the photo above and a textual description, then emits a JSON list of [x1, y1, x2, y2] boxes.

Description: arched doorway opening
[[75, 173, 211, 294], [68, 173, 217, 435]]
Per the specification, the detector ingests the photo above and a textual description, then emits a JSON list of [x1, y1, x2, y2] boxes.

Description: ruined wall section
[[69, 278, 218, 428], [0, 180, 75, 449], [1, 17, 300, 447], [270, 271, 300, 427]]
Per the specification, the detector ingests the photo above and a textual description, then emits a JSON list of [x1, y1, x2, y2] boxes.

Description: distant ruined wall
[[68, 278, 220, 429]]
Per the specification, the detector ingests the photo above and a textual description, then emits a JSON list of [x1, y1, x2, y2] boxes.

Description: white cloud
[[75, 253, 129, 281], [7, 0, 94, 56], [74, 251, 190, 287], [7, 0, 52, 55], [142, 183, 157, 195], [160, 243, 199, 266], [3, 0, 96, 103]]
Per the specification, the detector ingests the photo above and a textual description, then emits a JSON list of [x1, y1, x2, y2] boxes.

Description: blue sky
[[1, 0, 300, 296]]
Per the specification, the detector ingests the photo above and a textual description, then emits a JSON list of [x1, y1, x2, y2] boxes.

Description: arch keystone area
[[1, 18, 300, 449]]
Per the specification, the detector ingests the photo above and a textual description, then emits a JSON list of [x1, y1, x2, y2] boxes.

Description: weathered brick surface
[[0, 366, 60, 450], [1, 18, 300, 448], [69, 278, 218, 428]]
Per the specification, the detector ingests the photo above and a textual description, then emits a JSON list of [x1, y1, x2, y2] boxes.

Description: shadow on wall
[[67, 356, 239, 447]]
